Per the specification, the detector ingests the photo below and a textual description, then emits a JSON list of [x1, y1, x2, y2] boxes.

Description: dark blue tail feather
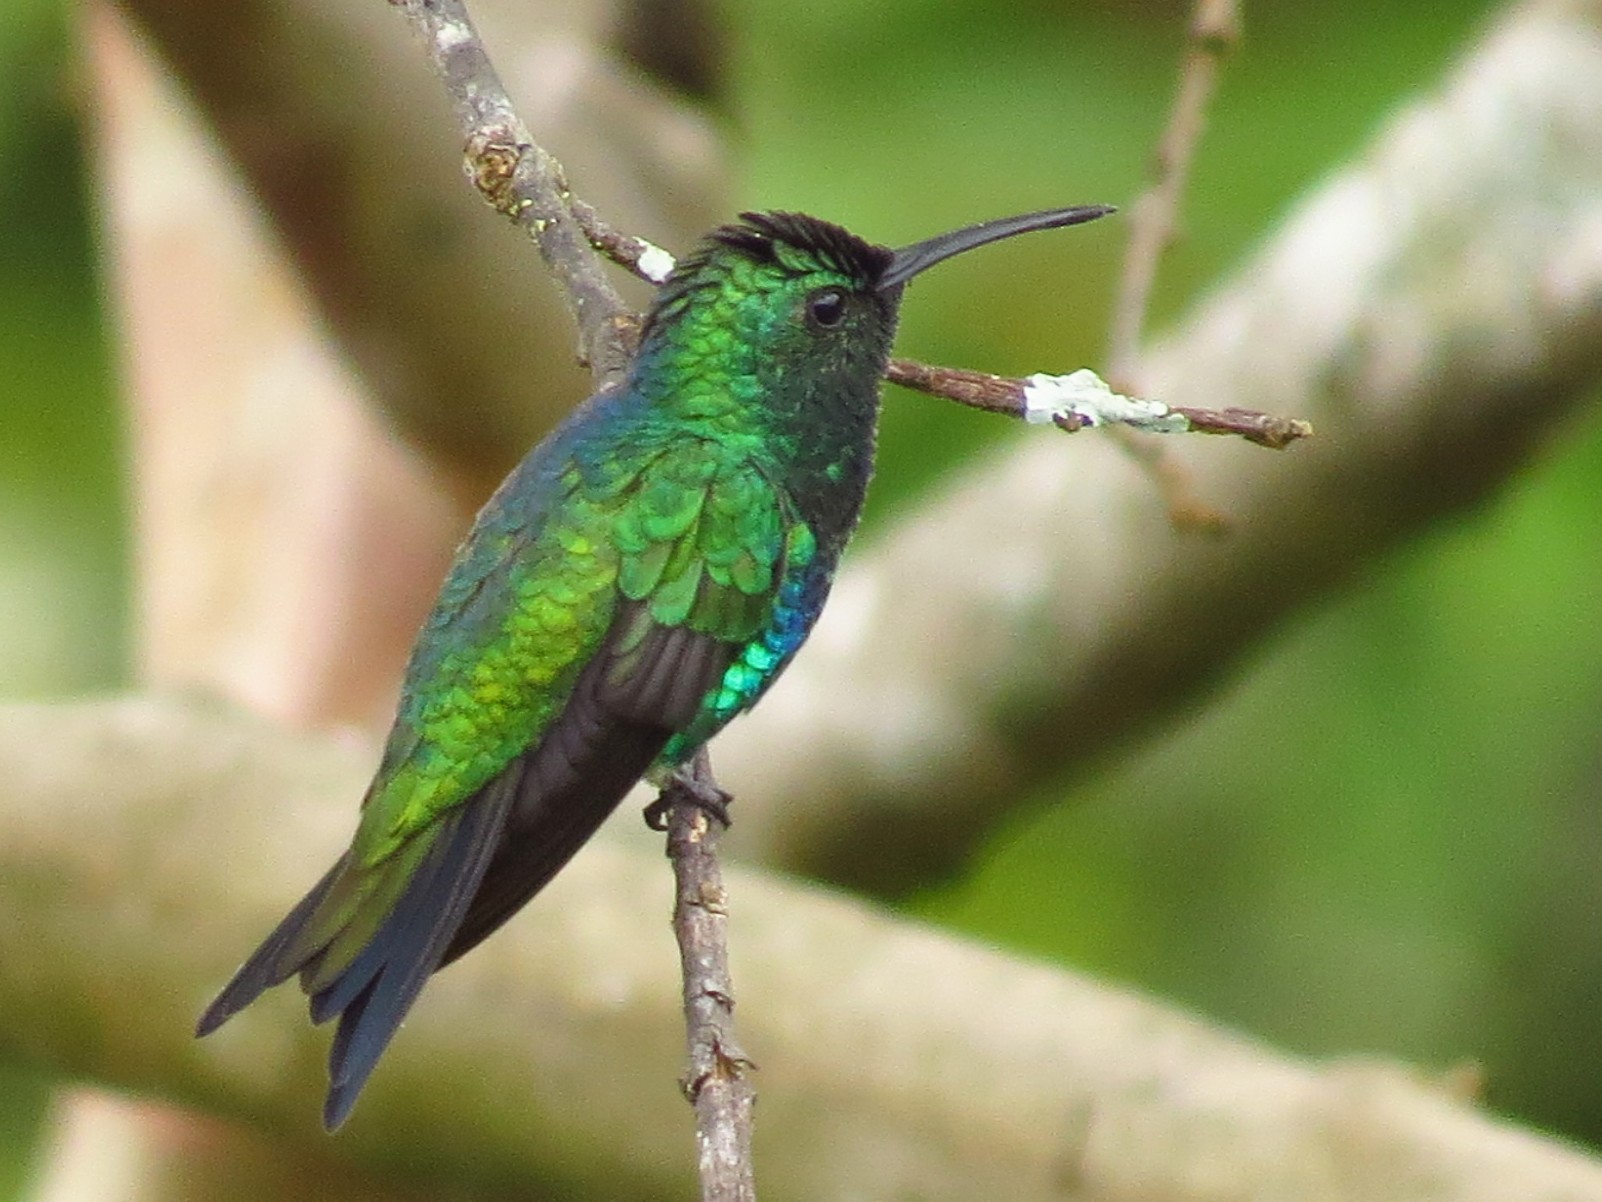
[[194, 861, 344, 1038], [317, 769, 518, 1128]]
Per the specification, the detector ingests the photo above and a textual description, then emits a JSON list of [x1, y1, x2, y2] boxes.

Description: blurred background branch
[[5, 694, 1602, 1202]]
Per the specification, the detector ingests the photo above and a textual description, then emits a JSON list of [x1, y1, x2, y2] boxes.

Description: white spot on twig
[[637, 243, 677, 285], [1022, 369, 1191, 433]]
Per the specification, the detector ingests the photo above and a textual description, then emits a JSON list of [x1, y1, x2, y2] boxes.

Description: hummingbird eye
[[804, 287, 847, 331]]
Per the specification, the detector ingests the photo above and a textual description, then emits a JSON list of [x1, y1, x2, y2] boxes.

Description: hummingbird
[[196, 203, 1112, 1128]]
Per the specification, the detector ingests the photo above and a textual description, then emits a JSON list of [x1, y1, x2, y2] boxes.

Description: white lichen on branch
[[1023, 369, 1192, 432]]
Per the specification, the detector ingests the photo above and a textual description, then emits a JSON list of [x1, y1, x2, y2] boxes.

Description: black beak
[[879, 204, 1115, 291]]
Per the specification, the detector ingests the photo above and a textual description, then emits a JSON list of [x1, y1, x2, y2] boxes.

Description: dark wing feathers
[[600, 605, 736, 729], [440, 606, 736, 966]]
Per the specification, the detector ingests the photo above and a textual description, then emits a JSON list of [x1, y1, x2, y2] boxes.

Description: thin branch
[[1108, 0, 1241, 386], [1105, 0, 1242, 525], [883, 360, 1022, 418], [652, 753, 758, 1202], [390, 0, 634, 384], [571, 197, 680, 285], [588, 252, 1309, 448]]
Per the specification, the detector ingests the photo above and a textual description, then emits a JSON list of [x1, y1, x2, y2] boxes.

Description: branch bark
[[389, 0, 632, 385], [6, 695, 1602, 1202], [656, 759, 757, 1202]]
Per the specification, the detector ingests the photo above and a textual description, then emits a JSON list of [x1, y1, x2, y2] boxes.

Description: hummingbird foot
[[644, 751, 733, 831]]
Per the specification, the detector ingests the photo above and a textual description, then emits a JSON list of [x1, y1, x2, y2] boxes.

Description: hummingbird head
[[635, 203, 1114, 396], [628, 204, 1112, 525]]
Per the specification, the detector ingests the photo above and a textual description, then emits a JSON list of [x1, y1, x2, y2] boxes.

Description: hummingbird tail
[[314, 773, 517, 1129], [194, 605, 738, 1127], [194, 771, 518, 1130]]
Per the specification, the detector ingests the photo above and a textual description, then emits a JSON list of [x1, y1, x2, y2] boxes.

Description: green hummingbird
[[197, 203, 1112, 1128]]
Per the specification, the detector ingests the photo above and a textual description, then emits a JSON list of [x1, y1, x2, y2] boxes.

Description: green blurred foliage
[[0, 0, 117, 1189], [6, 0, 1602, 1193], [0, 0, 124, 700]]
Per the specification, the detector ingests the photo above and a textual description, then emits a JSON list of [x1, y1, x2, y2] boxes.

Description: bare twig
[[653, 751, 758, 1202], [884, 359, 1022, 417], [390, 0, 633, 384], [571, 197, 680, 285], [1108, 0, 1241, 385], [1170, 405, 1312, 449], [607, 243, 1308, 452], [1106, 0, 1242, 526]]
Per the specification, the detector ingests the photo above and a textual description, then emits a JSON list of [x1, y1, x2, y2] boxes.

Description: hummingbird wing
[[439, 451, 805, 963], [199, 433, 809, 1127]]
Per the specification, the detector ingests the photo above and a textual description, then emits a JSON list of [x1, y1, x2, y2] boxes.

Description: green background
[[6, 0, 1599, 1192]]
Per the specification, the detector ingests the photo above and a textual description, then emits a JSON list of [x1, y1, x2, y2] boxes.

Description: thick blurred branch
[[6, 695, 1602, 1202], [712, 0, 1602, 889], [88, 3, 466, 730]]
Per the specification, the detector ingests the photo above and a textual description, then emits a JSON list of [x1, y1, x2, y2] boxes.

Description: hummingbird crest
[[705, 211, 895, 286]]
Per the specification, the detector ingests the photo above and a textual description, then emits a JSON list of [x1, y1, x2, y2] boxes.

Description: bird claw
[[643, 762, 733, 831]]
